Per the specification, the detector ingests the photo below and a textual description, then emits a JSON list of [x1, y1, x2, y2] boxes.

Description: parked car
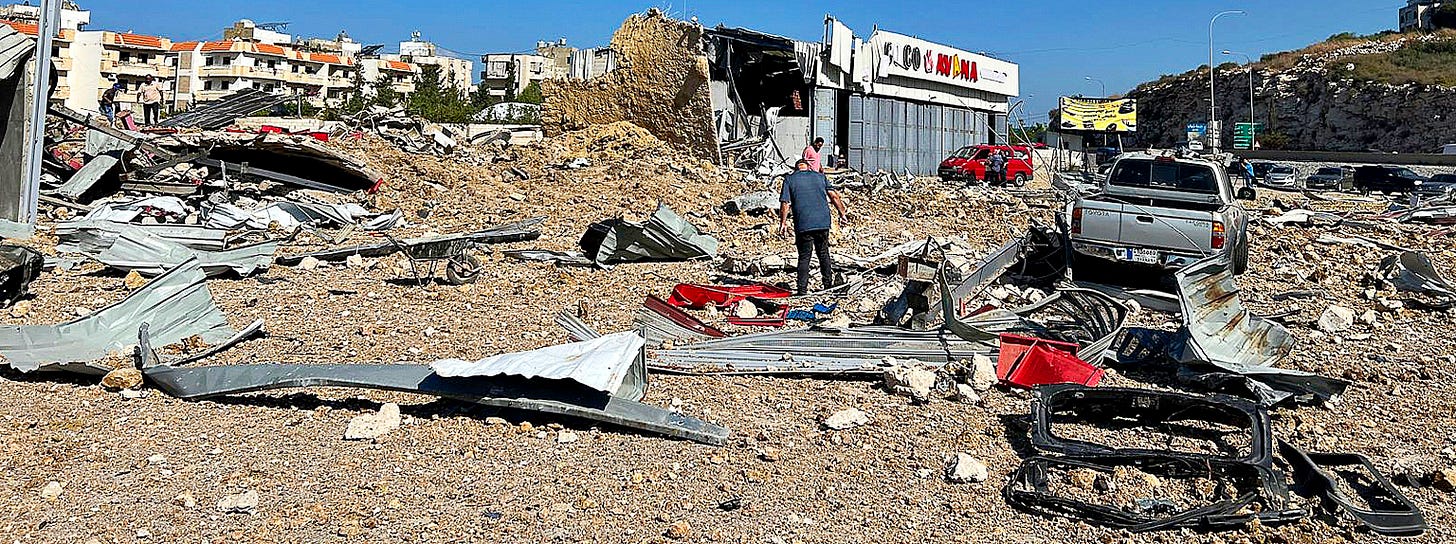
[[1067, 152, 1254, 274], [1418, 173, 1456, 198], [937, 145, 1034, 186], [1250, 161, 1277, 181], [1353, 165, 1428, 195], [1304, 166, 1352, 192], [1260, 165, 1298, 190]]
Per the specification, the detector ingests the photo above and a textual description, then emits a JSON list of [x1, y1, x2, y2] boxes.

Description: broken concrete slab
[[823, 408, 869, 430]]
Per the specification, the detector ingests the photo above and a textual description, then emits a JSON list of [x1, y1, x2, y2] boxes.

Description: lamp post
[[1223, 50, 1254, 149], [1209, 10, 1244, 150], [1083, 76, 1106, 97]]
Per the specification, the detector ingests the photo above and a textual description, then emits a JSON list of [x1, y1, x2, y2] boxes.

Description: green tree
[[516, 81, 543, 105], [407, 64, 479, 123]]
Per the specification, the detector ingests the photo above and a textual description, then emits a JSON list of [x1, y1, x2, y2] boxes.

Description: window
[[219, 81, 230, 91], [120, 52, 131, 63], [1110, 159, 1218, 194]]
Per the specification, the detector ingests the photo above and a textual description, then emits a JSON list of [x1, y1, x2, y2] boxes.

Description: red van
[[938, 145, 1034, 186]]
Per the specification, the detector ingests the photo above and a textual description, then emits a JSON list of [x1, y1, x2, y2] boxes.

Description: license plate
[[1117, 248, 1160, 265]]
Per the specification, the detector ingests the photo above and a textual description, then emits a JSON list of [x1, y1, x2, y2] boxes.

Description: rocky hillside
[[1130, 32, 1456, 152]]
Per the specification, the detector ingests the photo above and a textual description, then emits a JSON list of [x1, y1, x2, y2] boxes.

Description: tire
[[444, 252, 482, 285], [1232, 236, 1249, 275], [1013, 173, 1028, 187]]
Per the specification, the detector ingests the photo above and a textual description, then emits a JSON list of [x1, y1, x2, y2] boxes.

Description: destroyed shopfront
[[709, 17, 1020, 176]]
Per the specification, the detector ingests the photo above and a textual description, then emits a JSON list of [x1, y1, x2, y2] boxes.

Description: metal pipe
[[21, 0, 61, 224], [1083, 76, 1106, 97]]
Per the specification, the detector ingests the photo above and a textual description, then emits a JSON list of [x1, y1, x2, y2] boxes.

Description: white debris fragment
[[216, 490, 259, 514], [344, 403, 402, 441], [822, 408, 869, 430], [944, 453, 988, 483], [1317, 305, 1355, 333]]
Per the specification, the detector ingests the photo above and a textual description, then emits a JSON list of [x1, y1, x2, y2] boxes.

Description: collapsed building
[[542, 10, 1021, 175]]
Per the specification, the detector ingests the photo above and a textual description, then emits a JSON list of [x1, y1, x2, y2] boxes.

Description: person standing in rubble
[[138, 76, 163, 125], [99, 82, 123, 124], [987, 149, 1007, 185], [802, 137, 825, 173], [779, 159, 849, 295]]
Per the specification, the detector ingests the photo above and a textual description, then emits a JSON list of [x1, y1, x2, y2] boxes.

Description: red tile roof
[[171, 41, 199, 52], [385, 60, 415, 72], [254, 43, 286, 57], [309, 53, 343, 65], [113, 32, 164, 49], [0, 20, 37, 37], [201, 41, 236, 52]]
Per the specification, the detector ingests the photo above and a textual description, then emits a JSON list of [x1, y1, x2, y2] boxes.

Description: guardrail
[[1236, 150, 1456, 167]]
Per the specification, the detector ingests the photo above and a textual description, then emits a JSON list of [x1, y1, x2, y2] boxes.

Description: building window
[[120, 51, 131, 63]]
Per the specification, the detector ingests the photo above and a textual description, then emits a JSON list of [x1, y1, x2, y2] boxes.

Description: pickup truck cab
[[1068, 151, 1253, 274], [938, 145, 1034, 186]]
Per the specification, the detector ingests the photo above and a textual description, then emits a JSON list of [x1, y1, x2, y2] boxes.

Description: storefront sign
[[871, 30, 1018, 97]]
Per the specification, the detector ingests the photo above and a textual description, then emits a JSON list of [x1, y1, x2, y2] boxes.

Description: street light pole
[[1209, 9, 1245, 151], [1223, 50, 1254, 148], [1083, 76, 1106, 97]]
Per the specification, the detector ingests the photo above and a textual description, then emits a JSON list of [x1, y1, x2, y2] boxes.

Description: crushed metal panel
[[56, 220, 227, 253], [276, 218, 544, 265], [590, 205, 718, 265], [430, 332, 646, 395], [1381, 251, 1455, 307], [142, 363, 728, 445], [0, 258, 235, 372], [1175, 256, 1294, 368], [0, 24, 34, 80], [55, 154, 120, 200], [93, 226, 276, 277]]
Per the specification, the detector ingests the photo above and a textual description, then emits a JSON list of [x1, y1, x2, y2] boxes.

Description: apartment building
[[480, 39, 573, 100], [359, 57, 419, 96], [172, 40, 358, 108], [390, 32, 472, 95], [0, 19, 174, 114]]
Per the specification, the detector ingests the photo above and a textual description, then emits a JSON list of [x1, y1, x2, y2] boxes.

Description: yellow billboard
[[1058, 97, 1137, 133]]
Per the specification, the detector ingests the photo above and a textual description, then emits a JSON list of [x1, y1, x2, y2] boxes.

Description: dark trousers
[[795, 229, 834, 294], [143, 103, 160, 125]]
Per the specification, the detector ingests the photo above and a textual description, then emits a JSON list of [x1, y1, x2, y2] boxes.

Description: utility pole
[[1208, 10, 1244, 151], [1083, 76, 1106, 97], [1223, 50, 1255, 149], [20, 0, 61, 224]]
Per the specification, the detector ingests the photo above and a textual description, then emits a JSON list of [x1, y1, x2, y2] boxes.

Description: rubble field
[[2, 119, 1455, 544]]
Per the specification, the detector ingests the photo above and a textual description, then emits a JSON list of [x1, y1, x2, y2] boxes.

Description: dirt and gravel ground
[[1, 128, 1453, 543]]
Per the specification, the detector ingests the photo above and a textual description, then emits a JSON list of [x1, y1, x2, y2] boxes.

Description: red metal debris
[[665, 283, 792, 310], [996, 333, 1103, 389]]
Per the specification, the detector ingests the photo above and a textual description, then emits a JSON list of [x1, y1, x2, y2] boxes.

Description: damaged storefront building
[[709, 17, 1020, 175]]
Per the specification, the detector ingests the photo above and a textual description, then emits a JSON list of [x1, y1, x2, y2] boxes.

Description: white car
[[1260, 165, 1298, 190]]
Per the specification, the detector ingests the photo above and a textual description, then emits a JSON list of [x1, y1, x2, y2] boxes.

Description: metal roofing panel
[[0, 23, 34, 80], [430, 331, 646, 394]]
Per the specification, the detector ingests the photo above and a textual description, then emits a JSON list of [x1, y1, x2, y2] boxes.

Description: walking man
[[99, 82, 123, 124], [802, 137, 825, 173], [779, 159, 849, 295], [138, 76, 163, 125]]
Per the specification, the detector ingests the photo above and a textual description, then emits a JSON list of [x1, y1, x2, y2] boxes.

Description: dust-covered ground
[[1, 130, 1454, 544]]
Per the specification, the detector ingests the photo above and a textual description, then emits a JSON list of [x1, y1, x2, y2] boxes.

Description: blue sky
[[82, 0, 1400, 119]]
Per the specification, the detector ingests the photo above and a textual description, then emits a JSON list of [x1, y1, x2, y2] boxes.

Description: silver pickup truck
[[1067, 151, 1254, 274]]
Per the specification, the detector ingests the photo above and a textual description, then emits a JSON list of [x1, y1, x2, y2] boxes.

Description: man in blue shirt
[[779, 160, 849, 295]]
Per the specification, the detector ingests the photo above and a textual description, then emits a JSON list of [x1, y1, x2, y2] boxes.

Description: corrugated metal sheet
[[811, 87, 836, 155], [0, 24, 34, 80], [430, 332, 646, 394], [846, 94, 990, 175]]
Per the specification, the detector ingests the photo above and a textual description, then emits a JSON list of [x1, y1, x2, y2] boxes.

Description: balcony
[[284, 71, 328, 86], [103, 60, 174, 78], [198, 65, 286, 80], [52, 56, 71, 71], [53, 85, 70, 100]]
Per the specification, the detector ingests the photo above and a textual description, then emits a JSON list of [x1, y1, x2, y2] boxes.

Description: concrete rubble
[[4, 10, 1456, 543]]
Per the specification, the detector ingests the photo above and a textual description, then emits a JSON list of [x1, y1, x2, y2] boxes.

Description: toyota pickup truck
[[1067, 151, 1255, 274]]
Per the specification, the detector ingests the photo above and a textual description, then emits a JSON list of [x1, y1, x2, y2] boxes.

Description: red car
[[938, 145, 1034, 186]]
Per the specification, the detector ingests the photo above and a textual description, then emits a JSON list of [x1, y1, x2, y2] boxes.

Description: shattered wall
[[541, 9, 717, 163]]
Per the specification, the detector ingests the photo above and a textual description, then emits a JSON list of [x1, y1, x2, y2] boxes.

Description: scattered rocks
[[172, 492, 196, 508], [556, 431, 579, 444], [216, 490, 259, 514], [344, 403, 402, 441], [298, 256, 322, 270], [8, 300, 30, 318], [345, 254, 366, 268], [665, 520, 692, 540], [1067, 468, 1098, 490], [970, 354, 997, 392], [1359, 309, 1379, 326], [1317, 305, 1355, 333], [955, 383, 981, 405], [123, 270, 148, 290], [822, 408, 869, 430], [1375, 298, 1404, 312], [732, 299, 759, 319], [943, 453, 988, 483], [759, 447, 782, 462], [39, 480, 63, 500], [1435, 468, 1456, 492], [100, 368, 143, 390], [883, 361, 937, 403]]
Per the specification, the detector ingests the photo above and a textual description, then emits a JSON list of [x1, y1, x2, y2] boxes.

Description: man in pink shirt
[[802, 137, 824, 172]]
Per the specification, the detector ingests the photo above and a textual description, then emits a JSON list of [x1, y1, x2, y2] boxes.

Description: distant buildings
[[480, 39, 574, 100], [389, 31, 473, 95], [1401, 0, 1447, 32]]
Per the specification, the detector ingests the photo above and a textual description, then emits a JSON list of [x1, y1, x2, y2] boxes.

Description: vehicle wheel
[[1013, 173, 1028, 187], [444, 252, 482, 285], [1232, 236, 1249, 275]]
